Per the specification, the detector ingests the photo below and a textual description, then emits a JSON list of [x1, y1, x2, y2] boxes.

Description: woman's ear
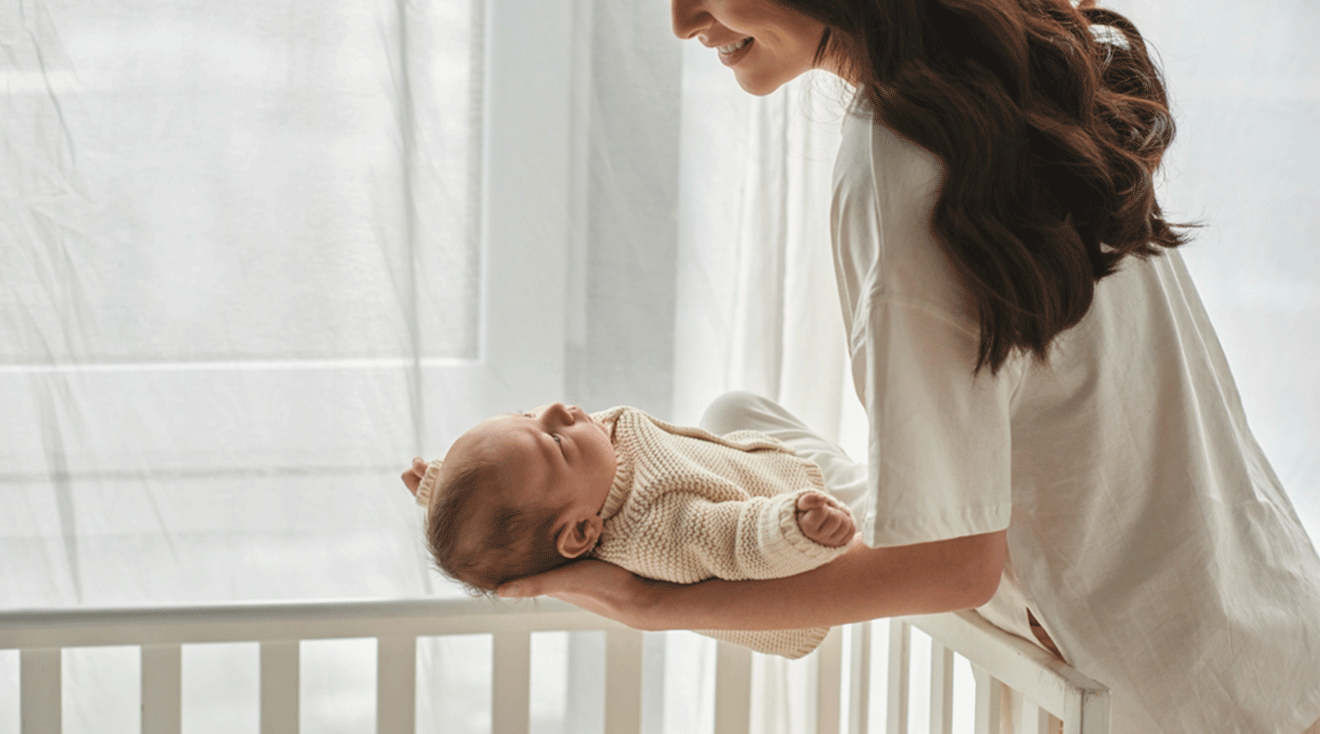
[[556, 513, 604, 559]]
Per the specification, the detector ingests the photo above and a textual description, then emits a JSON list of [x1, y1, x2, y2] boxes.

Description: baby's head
[[424, 403, 617, 594]]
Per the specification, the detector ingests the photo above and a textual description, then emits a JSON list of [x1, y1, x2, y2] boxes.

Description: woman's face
[[671, 0, 828, 95]]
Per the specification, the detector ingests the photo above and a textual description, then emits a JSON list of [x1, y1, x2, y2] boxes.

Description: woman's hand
[[496, 559, 678, 631]]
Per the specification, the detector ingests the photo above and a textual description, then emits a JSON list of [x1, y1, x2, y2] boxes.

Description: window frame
[[0, 0, 578, 476]]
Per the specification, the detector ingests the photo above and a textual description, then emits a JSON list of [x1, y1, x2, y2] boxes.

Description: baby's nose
[[546, 402, 576, 424]]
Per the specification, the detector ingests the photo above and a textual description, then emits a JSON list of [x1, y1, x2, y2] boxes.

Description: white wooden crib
[[0, 599, 1108, 733]]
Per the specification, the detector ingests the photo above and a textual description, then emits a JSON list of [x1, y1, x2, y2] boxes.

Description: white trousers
[[698, 390, 870, 520]]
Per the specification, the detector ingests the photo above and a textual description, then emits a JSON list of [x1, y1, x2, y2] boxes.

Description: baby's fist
[[795, 491, 855, 547]]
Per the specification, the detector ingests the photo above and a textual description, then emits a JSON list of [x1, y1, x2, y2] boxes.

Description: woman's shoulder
[[839, 93, 944, 199], [834, 96, 972, 328]]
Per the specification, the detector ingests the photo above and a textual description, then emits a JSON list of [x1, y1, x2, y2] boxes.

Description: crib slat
[[714, 642, 752, 734], [604, 629, 643, 734], [1008, 688, 1026, 734], [376, 636, 416, 734], [142, 644, 182, 734], [260, 641, 299, 734], [1017, 697, 1053, 734], [848, 622, 872, 734], [815, 628, 842, 734], [20, 649, 60, 734], [492, 632, 530, 734], [885, 619, 910, 734], [929, 640, 954, 734], [974, 668, 1005, 734]]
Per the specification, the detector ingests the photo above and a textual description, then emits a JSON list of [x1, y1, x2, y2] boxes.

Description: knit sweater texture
[[415, 406, 853, 659]]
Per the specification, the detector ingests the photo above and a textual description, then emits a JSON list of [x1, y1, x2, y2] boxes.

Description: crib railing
[[0, 599, 1108, 734]]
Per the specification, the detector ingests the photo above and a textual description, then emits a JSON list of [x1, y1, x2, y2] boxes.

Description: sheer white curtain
[[2, 0, 1317, 732], [0, 0, 580, 730]]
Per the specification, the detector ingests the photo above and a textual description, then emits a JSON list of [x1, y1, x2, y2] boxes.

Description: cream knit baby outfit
[[589, 406, 851, 658], [415, 406, 854, 659]]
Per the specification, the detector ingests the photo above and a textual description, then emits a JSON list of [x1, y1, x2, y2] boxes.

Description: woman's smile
[[672, 0, 829, 95], [717, 37, 754, 66]]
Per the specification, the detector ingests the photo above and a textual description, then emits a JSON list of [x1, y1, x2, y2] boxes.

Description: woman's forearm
[[635, 530, 1007, 631]]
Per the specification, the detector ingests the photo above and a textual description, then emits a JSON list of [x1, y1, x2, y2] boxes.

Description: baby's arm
[[597, 490, 856, 660], [600, 489, 854, 584]]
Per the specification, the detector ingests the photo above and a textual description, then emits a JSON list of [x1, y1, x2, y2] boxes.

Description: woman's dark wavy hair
[[781, 0, 1196, 372]]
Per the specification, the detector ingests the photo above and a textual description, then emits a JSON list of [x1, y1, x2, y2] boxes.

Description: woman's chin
[[733, 72, 784, 97]]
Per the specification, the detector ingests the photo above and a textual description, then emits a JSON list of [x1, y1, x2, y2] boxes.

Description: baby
[[402, 402, 857, 658]]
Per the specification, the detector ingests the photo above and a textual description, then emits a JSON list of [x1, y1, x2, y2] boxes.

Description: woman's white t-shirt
[[832, 98, 1320, 733]]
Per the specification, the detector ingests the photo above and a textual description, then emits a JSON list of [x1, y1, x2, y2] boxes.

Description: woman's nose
[[671, 0, 709, 40]]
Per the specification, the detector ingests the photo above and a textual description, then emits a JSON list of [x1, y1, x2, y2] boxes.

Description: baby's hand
[[795, 492, 855, 548], [401, 457, 429, 496]]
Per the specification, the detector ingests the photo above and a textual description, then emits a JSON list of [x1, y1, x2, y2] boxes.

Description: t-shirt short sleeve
[[832, 105, 1015, 547], [851, 293, 1016, 546]]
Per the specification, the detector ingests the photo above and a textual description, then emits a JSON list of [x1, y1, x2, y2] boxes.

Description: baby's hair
[[425, 456, 576, 595]]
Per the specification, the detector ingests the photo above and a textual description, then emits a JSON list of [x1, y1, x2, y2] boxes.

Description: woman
[[499, 1, 1320, 730]]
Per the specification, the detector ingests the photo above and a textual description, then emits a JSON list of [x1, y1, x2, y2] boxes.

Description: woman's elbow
[[959, 561, 1002, 609], [948, 529, 1008, 609]]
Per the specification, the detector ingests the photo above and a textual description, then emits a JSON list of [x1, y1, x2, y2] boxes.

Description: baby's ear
[[556, 514, 603, 559]]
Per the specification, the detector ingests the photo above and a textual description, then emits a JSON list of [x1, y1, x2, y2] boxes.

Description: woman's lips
[[718, 37, 754, 66]]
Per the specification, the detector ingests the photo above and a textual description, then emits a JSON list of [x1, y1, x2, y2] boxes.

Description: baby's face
[[448, 403, 617, 523]]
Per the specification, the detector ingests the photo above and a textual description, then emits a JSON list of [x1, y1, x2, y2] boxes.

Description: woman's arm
[[497, 529, 1007, 631]]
